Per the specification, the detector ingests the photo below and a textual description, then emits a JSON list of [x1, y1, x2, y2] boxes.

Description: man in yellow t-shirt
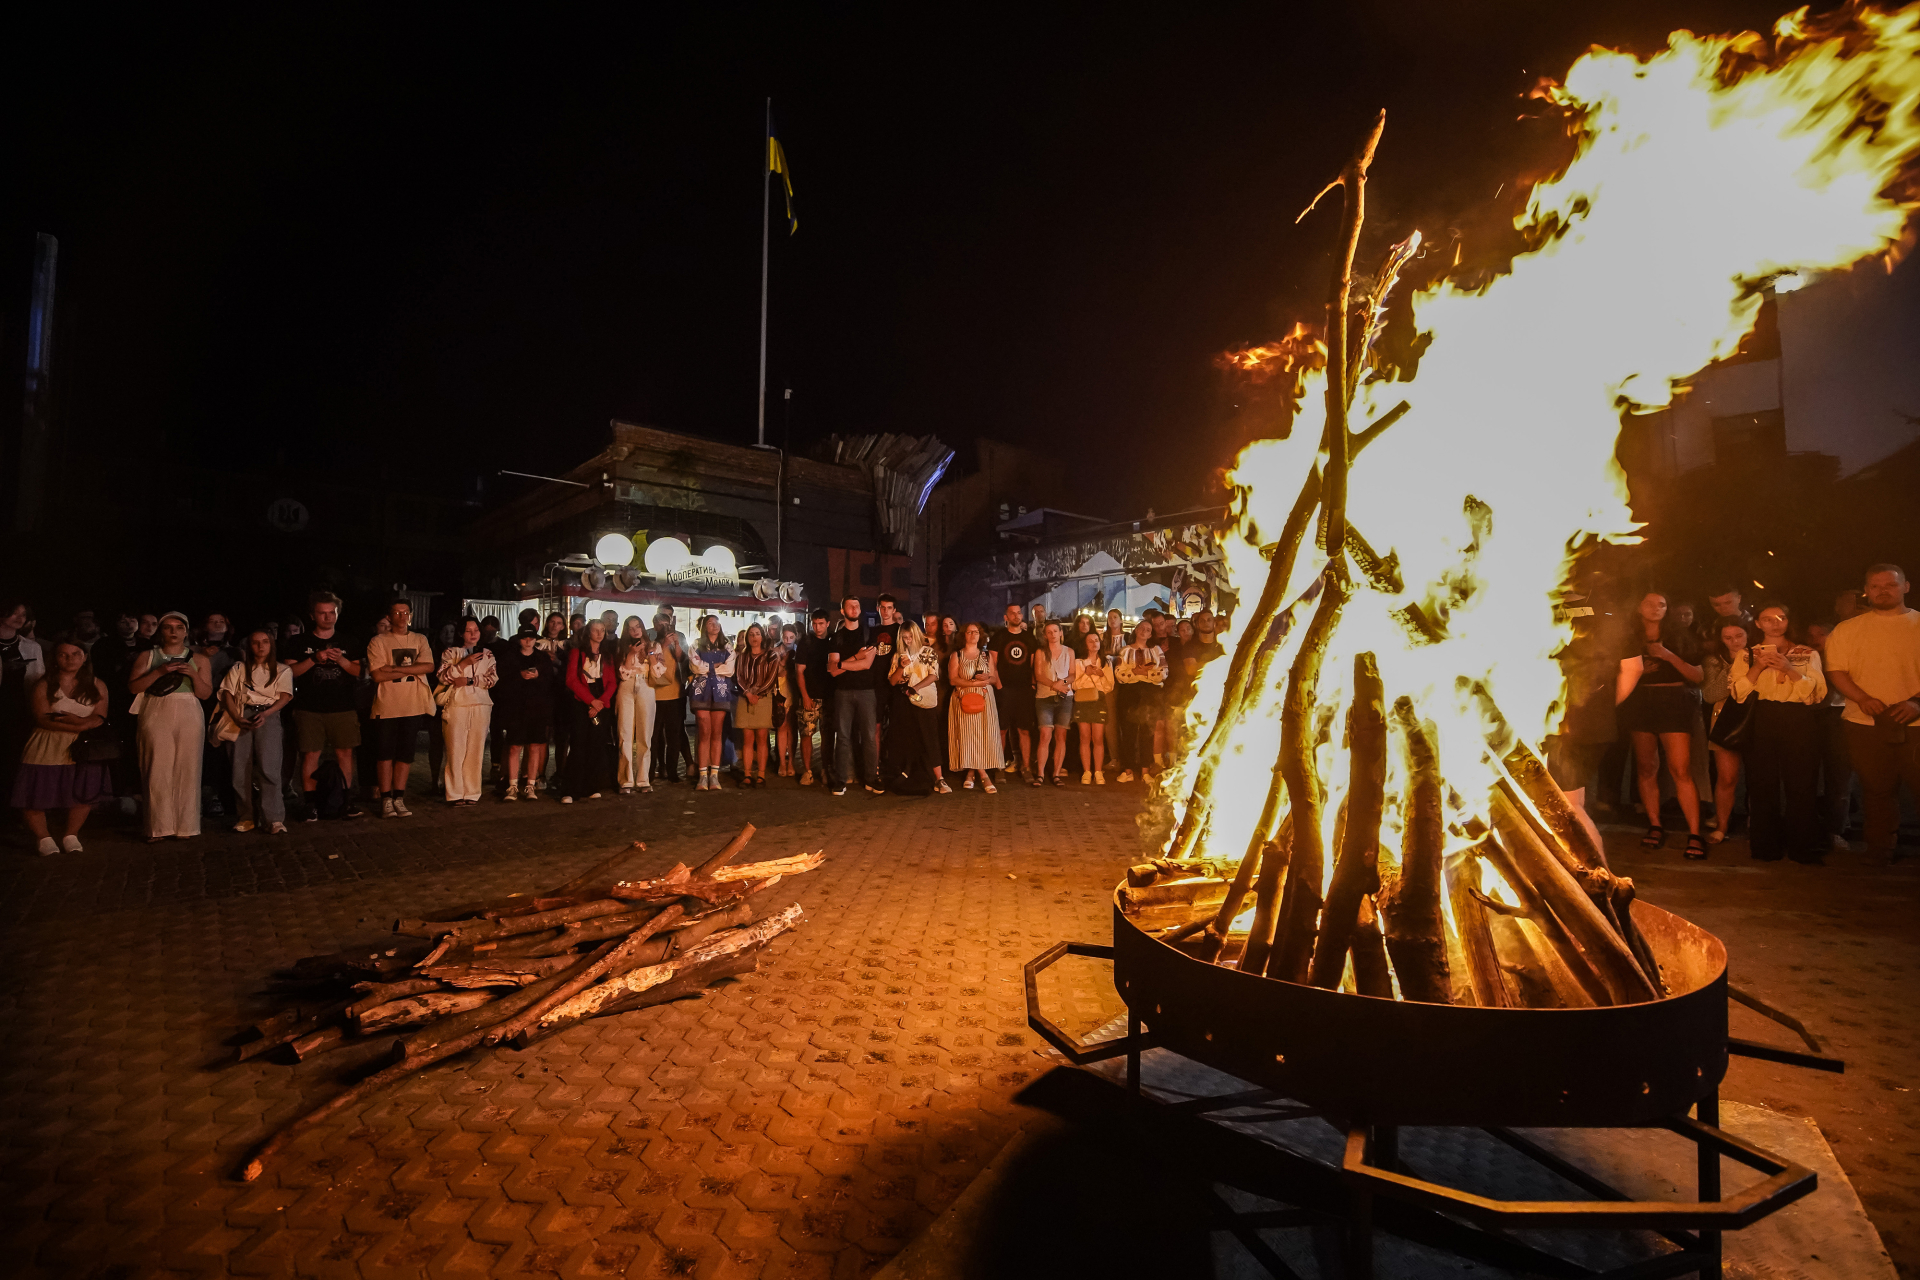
[[364, 599, 438, 818], [1825, 563, 1920, 859]]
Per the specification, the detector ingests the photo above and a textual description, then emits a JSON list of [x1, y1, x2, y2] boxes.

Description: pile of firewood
[[236, 823, 815, 1181]]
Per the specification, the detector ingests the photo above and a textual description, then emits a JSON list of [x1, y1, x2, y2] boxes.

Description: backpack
[[313, 757, 351, 820]]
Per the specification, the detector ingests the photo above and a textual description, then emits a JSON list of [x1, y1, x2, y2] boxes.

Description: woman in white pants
[[129, 611, 211, 841], [437, 616, 497, 804], [615, 616, 657, 794], [222, 629, 294, 832]]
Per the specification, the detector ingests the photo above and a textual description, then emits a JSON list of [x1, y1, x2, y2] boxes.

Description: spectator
[[947, 621, 1004, 791], [478, 616, 502, 652], [197, 613, 241, 689], [1702, 584, 1750, 637], [734, 623, 780, 787], [129, 611, 211, 841], [90, 610, 151, 810], [1701, 619, 1754, 845], [1117, 617, 1170, 776], [598, 609, 619, 641], [1033, 620, 1075, 786], [437, 616, 497, 805], [1833, 588, 1862, 623], [1616, 591, 1707, 857], [685, 616, 735, 792], [1545, 580, 1622, 854], [794, 609, 834, 786], [1149, 611, 1180, 767], [281, 591, 364, 821], [12, 637, 111, 855], [1072, 614, 1096, 651], [70, 611, 102, 651], [886, 617, 948, 793], [540, 610, 572, 782], [366, 599, 437, 818], [1072, 631, 1113, 784], [648, 607, 690, 785], [615, 617, 657, 795], [1182, 610, 1226, 705], [569, 612, 588, 641], [1805, 619, 1856, 852], [222, 629, 294, 833], [496, 629, 556, 801], [1101, 609, 1128, 664], [0, 600, 48, 803], [1732, 603, 1827, 863], [558, 619, 619, 802], [775, 623, 800, 777], [1825, 564, 1920, 862], [827, 596, 882, 796], [987, 603, 1037, 781], [925, 614, 953, 776]]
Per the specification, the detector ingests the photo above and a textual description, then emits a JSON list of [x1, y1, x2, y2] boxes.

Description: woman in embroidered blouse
[[1731, 603, 1827, 864], [129, 611, 211, 841], [13, 638, 111, 855], [1114, 620, 1166, 783], [686, 616, 736, 791], [614, 617, 657, 795], [557, 619, 618, 802], [733, 624, 780, 788], [221, 629, 295, 831], [1071, 632, 1115, 785], [947, 621, 1004, 790], [438, 617, 498, 805]]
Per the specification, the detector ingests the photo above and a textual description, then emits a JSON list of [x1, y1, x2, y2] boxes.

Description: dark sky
[[16, 0, 1796, 516]]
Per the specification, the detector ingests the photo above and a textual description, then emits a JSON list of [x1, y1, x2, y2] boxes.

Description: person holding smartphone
[[221, 629, 294, 832], [1731, 603, 1826, 863], [365, 598, 437, 817], [128, 611, 211, 841], [281, 591, 365, 820]]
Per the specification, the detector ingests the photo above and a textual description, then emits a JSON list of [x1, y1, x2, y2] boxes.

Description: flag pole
[[756, 97, 772, 449]]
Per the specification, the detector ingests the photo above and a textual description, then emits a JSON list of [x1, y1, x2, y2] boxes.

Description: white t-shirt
[[1824, 608, 1920, 726], [221, 662, 295, 707]]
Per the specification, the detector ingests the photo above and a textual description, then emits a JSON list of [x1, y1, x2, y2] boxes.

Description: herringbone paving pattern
[[0, 783, 1141, 1279]]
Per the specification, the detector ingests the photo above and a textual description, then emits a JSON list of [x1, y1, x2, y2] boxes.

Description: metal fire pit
[[1023, 883, 1845, 1280]]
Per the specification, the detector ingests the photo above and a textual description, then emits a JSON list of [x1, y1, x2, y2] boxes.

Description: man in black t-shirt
[[989, 603, 1036, 779], [827, 596, 883, 794], [794, 609, 835, 786], [281, 590, 365, 819], [872, 594, 903, 736]]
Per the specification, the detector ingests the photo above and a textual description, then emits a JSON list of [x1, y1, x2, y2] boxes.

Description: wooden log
[[684, 903, 804, 959], [514, 947, 764, 1048], [516, 905, 670, 956], [480, 905, 687, 1046], [1500, 741, 1606, 871], [289, 1025, 363, 1061], [1309, 653, 1387, 989], [346, 979, 443, 1019], [394, 898, 631, 943], [401, 951, 609, 1057], [1487, 788, 1656, 1003], [1126, 863, 1160, 888], [607, 873, 779, 905], [356, 990, 497, 1033], [1444, 848, 1514, 1008], [1237, 821, 1293, 976], [1380, 698, 1450, 1004], [1266, 568, 1351, 983], [238, 997, 354, 1062], [1480, 901, 1591, 1009], [421, 952, 584, 988], [1195, 828, 1269, 963], [708, 852, 824, 882], [694, 824, 756, 876], [1349, 900, 1394, 998], [1120, 878, 1229, 912]]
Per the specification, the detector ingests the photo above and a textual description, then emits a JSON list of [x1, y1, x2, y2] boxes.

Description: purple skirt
[[10, 762, 112, 810]]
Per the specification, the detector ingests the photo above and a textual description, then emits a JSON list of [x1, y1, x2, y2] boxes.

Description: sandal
[[983, 779, 998, 794], [1640, 826, 1666, 849], [1706, 830, 1726, 845], [1684, 833, 1709, 860], [963, 777, 975, 790]]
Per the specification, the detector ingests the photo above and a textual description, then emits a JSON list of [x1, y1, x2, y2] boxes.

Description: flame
[[1175, 3, 1920, 875], [1216, 322, 1326, 384]]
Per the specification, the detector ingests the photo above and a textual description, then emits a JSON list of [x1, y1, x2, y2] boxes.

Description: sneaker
[[393, 796, 412, 818], [588, 792, 602, 800], [381, 796, 397, 819], [1116, 770, 1134, 783], [37, 836, 58, 856], [561, 795, 574, 804], [503, 781, 520, 802], [865, 784, 885, 795], [832, 784, 849, 797], [1830, 834, 1850, 853], [268, 822, 287, 835], [1080, 771, 1091, 785], [934, 779, 952, 794], [60, 835, 83, 853], [1094, 771, 1106, 785], [232, 820, 256, 833]]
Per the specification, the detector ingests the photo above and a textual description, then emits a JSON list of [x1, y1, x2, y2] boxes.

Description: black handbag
[[71, 725, 122, 764], [1707, 693, 1755, 750]]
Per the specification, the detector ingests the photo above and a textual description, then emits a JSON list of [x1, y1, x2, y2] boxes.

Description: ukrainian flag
[[768, 135, 797, 235]]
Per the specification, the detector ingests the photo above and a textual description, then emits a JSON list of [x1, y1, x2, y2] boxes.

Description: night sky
[[16, 1, 1809, 517]]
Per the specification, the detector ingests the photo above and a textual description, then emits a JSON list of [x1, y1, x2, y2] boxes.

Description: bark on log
[[1349, 901, 1394, 998], [1380, 698, 1450, 1003], [695, 824, 756, 876], [395, 898, 631, 943], [356, 989, 497, 1033], [421, 952, 584, 988], [1237, 819, 1294, 976], [1444, 848, 1514, 1008], [346, 979, 444, 1019], [514, 948, 763, 1048], [1501, 741, 1606, 870], [238, 997, 354, 1062], [1195, 822, 1272, 963], [401, 959, 600, 1057], [708, 852, 824, 882], [290, 1026, 350, 1060], [480, 905, 687, 1046], [1478, 828, 1614, 1007], [1266, 570, 1350, 983], [1309, 653, 1387, 989], [1126, 863, 1160, 888], [1120, 878, 1229, 912]]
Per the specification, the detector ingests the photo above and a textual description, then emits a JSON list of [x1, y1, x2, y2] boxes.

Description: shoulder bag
[[1707, 692, 1755, 750]]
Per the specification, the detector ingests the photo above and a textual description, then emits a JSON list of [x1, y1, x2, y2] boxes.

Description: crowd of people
[[1546, 563, 1920, 865], [0, 589, 1229, 854]]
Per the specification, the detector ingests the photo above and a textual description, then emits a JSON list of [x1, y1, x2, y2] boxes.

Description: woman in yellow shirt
[[1730, 602, 1827, 864]]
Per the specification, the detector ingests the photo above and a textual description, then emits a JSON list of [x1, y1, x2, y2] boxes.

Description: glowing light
[[643, 537, 693, 577], [595, 533, 635, 566], [1772, 271, 1806, 292]]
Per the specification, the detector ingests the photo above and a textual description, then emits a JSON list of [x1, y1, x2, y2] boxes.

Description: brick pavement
[[0, 779, 1140, 1280], [4, 786, 1917, 1277]]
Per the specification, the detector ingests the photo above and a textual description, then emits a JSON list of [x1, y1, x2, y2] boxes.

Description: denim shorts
[[1035, 693, 1074, 728]]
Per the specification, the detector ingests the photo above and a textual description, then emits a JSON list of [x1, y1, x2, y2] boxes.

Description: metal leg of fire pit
[[1697, 1091, 1721, 1280], [1127, 1008, 1142, 1094]]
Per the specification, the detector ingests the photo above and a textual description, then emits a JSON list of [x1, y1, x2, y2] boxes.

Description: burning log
[[1120, 878, 1229, 912], [1445, 849, 1515, 1008], [1195, 815, 1279, 962], [1237, 819, 1294, 976], [1379, 698, 1450, 1004], [1309, 653, 1387, 989], [237, 831, 819, 1182], [1350, 900, 1394, 998]]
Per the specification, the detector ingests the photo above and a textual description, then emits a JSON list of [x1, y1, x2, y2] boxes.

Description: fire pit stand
[[1021, 895, 1845, 1280]]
